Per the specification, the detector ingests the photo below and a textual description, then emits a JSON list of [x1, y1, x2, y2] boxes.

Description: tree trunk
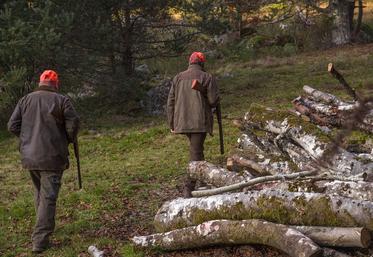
[[154, 189, 373, 232], [133, 219, 322, 257], [291, 226, 371, 248], [188, 161, 248, 187], [330, 0, 353, 45]]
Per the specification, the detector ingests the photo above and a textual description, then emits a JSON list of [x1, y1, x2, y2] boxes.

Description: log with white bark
[[187, 161, 249, 187], [292, 92, 373, 133], [237, 134, 294, 174], [303, 85, 344, 106], [245, 113, 373, 177], [188, 160, 373, 200], [132, 219, 322, 257], [290, 226, 371, 248], [154, 189, 373, 232]]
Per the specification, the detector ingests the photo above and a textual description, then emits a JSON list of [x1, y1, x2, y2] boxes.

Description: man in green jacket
[[167, 52, 220, 197], [7, 70, 80, 253]]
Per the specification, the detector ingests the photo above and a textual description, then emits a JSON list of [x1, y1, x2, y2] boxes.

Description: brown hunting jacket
[[7, 86, 80, 171], [167, 64, 219, 135]]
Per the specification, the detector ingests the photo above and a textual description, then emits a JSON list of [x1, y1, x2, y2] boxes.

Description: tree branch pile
[[132, 64, 373, 256]]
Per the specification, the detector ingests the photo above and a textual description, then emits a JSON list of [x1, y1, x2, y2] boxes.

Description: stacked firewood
[[132, 64, 373, 257]]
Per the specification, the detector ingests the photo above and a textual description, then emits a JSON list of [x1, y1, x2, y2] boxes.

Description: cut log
[[245, 112, 373, 177], [237, 133, 294, 174], [132, 219, 322, 257], [191, 170, 316, 197], [292, 93, 372, 133], [258, 180, 373, 202], [290, 226, 371, 248], [315, 181, 373, 202], [154, 189, 373, 232], [303, 85, 343, 106], [187, 161, 248, 187]]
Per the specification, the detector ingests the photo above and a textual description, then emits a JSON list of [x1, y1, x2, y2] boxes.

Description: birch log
[[133, 219, 322, 257], [260, 180, 373, 202], [245, 113, 373, 177], [188, 161, 248, 187], [154, 189, 373, 232], [303, 85, 343, 106], [290, 226, 371, 248]]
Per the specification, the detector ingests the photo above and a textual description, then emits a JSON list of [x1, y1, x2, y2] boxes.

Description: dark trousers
[[29, 170, 63, 250], [186, 133, 207, 161], [183, 133, 206, 197]]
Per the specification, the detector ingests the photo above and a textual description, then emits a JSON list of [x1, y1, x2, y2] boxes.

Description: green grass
[[1, 43, 373, 257]]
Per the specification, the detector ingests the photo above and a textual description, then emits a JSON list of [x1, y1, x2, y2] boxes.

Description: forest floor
[[1, 43, 373, 257]]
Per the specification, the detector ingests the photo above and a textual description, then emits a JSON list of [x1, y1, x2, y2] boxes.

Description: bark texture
[[290, 226, 371, 248], [261, 180, 373, 202], [188, 161, 247, 188], [245, 113, 373, 177], [154, 189, 373, 232], [133, 219, 322, 257]]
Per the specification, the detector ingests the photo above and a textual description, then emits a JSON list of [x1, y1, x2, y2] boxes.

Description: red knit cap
[[189, 52, 206, 65], [39, 70, 59, 89]]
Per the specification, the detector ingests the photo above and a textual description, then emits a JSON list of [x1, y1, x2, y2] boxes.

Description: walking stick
[[216, 102, 224, 155], [73, 140, 82, 189]]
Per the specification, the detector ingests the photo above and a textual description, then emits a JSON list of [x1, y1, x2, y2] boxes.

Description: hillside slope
[[1, 44, 373, 257]]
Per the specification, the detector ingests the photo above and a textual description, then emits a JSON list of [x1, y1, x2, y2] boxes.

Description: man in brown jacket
[[7, 70, 80, 253], [167, 52, 219, 197]]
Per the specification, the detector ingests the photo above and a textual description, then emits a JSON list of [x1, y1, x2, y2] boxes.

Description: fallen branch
[[154, 189, 373, 232], [133, 219, 322, 257], [191, 170, 316, 197], [328, 63, 358, 101]]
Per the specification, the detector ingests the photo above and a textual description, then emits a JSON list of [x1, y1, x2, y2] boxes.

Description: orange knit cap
[[39, 70, 59, 89], [189, 52, 206, 65]]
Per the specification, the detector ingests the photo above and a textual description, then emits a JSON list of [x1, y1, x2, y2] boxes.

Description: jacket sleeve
[[7, 102, 22, 137], [207, 75, 220, 107], [63, 97, 80, 143], [166, 78, 176, 130]]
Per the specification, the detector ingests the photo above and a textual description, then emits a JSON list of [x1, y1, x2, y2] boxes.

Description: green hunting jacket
[[167, 64, 219, 135], [7, 86, 80, 171]]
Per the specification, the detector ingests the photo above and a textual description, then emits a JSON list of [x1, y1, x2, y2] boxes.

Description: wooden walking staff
[[73, 140, 82, 189]]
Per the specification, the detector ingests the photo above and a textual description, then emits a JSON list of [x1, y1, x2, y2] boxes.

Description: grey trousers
[[29, 170, 63, 250]]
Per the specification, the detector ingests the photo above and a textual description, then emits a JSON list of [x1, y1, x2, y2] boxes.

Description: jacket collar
[[34, 85, 58, 93], [188, 64, 203, 71]]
